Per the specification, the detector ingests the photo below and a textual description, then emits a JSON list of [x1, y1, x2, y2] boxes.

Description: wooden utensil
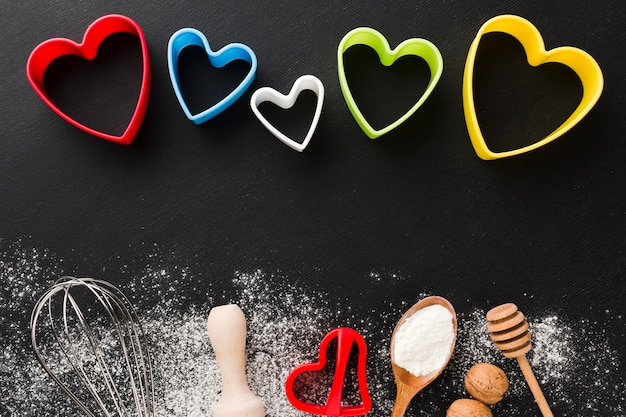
[[486, 303, 554, 417], [389, 296, 457, 417], [207, 304, 265, 417]]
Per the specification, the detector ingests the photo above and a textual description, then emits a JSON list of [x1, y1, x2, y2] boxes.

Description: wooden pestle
[[207, 304, 265, 417], [486, 303, 554, 417]]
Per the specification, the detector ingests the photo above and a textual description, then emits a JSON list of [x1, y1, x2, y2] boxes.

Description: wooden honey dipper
[[486, 303, 554, 417]]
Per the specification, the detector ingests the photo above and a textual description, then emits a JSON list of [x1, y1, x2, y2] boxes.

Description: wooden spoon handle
[[517, 355, 554, 417], [390, 382, 419, 417], [390, 396, 410, 417]]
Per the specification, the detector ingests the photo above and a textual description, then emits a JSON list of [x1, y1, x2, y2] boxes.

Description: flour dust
[[0, 241, 624, 416]]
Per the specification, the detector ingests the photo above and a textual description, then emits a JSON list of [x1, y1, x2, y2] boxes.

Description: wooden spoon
[[389, 296, 457, 417]]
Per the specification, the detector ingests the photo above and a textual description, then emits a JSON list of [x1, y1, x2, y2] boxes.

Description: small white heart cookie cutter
[[250, 75, 324, 152]]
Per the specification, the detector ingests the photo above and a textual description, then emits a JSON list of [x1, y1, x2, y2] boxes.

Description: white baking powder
[[392, 304, 455, 377]]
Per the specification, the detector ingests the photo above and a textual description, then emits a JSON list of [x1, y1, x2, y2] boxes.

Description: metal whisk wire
[[30, 277, 154, 417]]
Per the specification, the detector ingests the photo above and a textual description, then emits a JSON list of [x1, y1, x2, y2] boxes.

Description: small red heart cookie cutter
[[26, 14, 151, 145], [286, 328, 372, 416]]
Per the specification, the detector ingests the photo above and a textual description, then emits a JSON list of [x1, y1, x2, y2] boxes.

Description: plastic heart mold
[[463, 15, 604, 159], [285, 328, 371, 416], [337, 27, 443, 139], [26, 14, 151, 145], [168, 28, 257, 124], [250, 75, 324, 152]]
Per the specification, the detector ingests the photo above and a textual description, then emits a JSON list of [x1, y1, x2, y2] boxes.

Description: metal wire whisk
[[30, 277, 155, 417]]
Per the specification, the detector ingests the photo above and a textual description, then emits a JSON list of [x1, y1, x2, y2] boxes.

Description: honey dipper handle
[[517, 355, 554, 417]]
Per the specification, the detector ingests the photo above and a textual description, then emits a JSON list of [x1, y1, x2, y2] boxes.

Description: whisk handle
[[516, 355, 554, 417]]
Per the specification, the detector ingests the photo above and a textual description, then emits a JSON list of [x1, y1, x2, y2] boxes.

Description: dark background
[[1, 0, 624, 415]]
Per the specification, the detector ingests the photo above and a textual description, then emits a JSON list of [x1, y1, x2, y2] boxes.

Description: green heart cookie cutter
[[337, 27, 443, 139]]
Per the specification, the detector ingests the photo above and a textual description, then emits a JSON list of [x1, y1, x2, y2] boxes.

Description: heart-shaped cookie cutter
[[463, 15, 604, 160], [26, 14, 151, 145], [338, 27, 443, 139], [168, 28, 257, 124], [285, 328, 371, 416], [250, 75, 324, 152]]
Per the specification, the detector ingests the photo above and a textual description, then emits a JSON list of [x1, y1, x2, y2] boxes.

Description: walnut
[[446, 398, 493, 417], [464, 363, 509, 405]]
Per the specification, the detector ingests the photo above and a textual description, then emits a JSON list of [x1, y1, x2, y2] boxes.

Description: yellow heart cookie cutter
[[463, 15, 604, 160]]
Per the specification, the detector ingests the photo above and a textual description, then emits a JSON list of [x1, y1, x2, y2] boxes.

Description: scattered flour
[[392, 304, 455, 377], [0, 240, 624, 416]]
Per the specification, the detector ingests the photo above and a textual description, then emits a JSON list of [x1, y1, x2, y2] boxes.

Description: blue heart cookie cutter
[[167, 28, 257, 124]]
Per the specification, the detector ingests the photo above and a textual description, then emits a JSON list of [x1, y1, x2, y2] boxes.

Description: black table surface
[[1, 1, 624, 416]]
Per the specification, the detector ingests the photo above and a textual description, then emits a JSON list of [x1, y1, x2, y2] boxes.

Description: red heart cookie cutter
[[26, 14, 151, 145], [286, 328, 372, 416]]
